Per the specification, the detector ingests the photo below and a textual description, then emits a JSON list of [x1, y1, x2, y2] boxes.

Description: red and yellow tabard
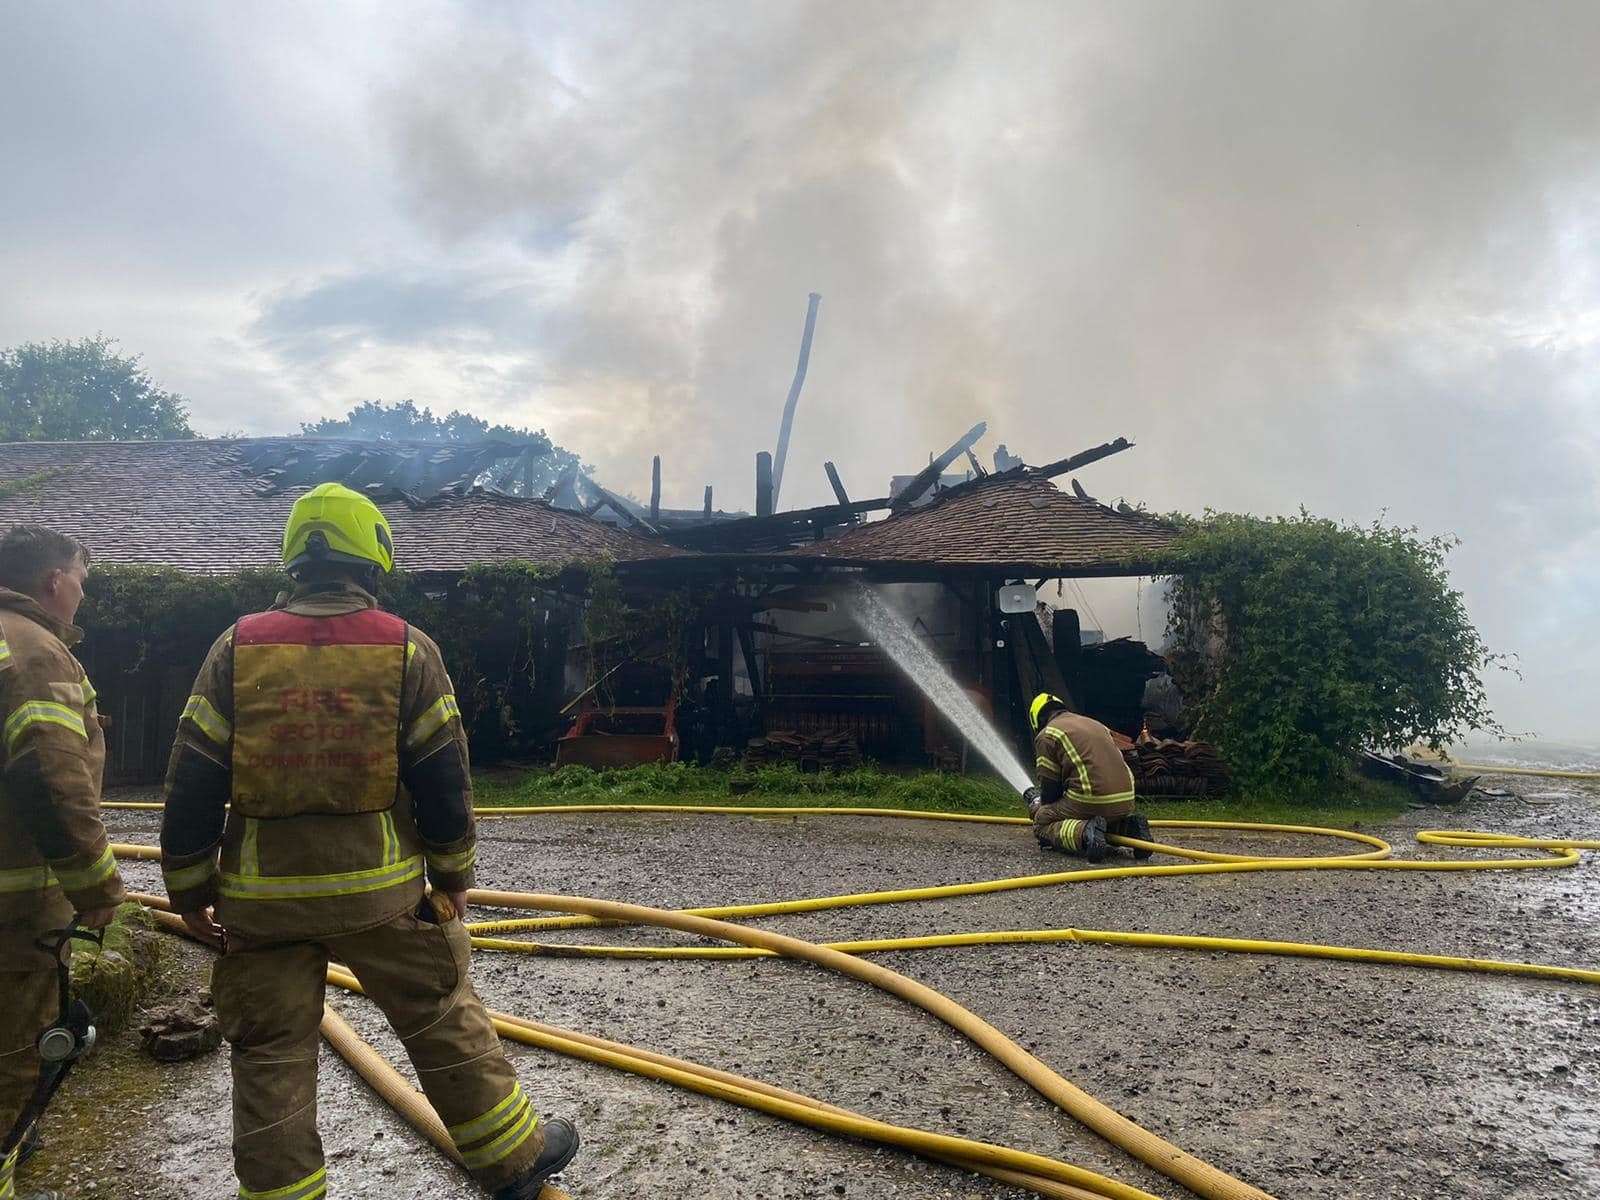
[[231, 609, 407, 817]]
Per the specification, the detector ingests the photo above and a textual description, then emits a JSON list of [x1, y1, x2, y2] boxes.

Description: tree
[[0, 337, 195, 441], [302, 400, 581, 496], [1163, 511, 1507, 795]]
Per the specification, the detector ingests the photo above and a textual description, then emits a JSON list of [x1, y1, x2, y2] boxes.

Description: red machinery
[[555, 662, 680, 768]]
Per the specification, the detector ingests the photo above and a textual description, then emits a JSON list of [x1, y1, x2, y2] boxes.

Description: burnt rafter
[[889, 421, 988, 512], [1034, 436, 1133, 480], [660, 494, 891, 549]]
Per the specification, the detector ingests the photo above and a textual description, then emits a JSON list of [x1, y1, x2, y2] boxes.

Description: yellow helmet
[[282, 482, 395, 575], [1029, 692, 1063, 732]]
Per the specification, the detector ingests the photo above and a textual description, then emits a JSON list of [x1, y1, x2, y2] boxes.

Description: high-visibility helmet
[[283, 482, 395, 574], [1029, 692, 1064, 732]]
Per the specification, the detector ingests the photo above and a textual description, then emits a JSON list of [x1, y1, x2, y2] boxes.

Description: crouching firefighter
[[0, 526, 126, 1200], [159, 484, 579, 1200], [1022, 693, 1151, 862]]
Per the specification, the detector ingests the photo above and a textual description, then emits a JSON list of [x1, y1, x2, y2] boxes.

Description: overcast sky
[[2, 1, 1596, 740]]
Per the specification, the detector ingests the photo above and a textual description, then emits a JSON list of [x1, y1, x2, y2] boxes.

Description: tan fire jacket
[[1034, 711, 1137, 812], [159, 581, 476, 944], [0, 589, 125, 969]]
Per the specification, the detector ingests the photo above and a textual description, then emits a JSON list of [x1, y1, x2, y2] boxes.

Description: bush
[[1163, 511, 1506, 794]]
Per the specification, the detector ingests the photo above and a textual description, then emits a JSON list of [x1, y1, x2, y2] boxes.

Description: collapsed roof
[[0, 433, 1175, 579], [0, 439, 680, 573]]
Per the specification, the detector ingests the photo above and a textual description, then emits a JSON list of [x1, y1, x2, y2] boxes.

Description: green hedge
[[1163, 511, 1505, 793]]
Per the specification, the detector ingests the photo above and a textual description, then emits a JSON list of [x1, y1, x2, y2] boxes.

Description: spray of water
[[850, 583, 1034, 794]]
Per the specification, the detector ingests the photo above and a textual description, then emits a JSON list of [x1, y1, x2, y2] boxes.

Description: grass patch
[[474, 764, 1413, 826], [475, 762, 1022, 815], [1144, 776, 1412, 827]]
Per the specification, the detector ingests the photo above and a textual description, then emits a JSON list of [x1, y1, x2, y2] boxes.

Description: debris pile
[[743, 730, 864, 772], [1122, 738, 1232, 798], [140, 997, 222, 1062]]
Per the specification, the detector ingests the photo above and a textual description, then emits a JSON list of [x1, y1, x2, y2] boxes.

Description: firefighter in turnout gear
[[159, 484, 578, 1200], [1024, 693, 1151, 862], [0, 527, 125, 1200]]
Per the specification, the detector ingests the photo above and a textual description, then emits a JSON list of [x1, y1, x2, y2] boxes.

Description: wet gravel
[[25, 775, 1600, 1199]]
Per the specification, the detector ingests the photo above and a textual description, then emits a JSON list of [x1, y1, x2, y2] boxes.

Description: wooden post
[[736, 624, 763, 703], [755, 452, 774, 518], [703, 485, 713, 519], [650, 456, 661, 524], [823, 461, 851, 506], [717, 621, 736, 741]]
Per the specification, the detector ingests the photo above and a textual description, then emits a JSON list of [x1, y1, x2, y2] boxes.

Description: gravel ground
[[19, 773, 1600, 1200]]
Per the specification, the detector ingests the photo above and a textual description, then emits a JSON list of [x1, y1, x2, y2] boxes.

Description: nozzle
[[1021, 785, 1041, 814]]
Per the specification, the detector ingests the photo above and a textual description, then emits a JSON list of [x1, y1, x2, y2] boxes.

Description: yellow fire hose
[[107, 808, 1600, 1200]]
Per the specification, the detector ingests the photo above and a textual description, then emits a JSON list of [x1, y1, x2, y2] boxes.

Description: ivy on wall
[[78, 559, 699, 764]]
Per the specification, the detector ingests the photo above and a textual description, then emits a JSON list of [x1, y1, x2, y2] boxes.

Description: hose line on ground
[[112, 812, 1599, 1200]]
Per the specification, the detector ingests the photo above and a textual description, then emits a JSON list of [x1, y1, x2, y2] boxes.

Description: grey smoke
[[0, 1, 1595, 736]]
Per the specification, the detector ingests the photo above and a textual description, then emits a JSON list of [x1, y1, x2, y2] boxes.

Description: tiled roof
[[0, 440, 682, 573], [785, 470, 1177, 574]]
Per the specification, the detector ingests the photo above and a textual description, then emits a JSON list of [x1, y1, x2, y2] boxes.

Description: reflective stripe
[[450, 1082, 525, 1143], [1065, 788, 1138, 807], [406, 640, 417, 664], [459, 1098, 538, 1169], [182, 694, 233, 746], [405, 694, 461, 750], [240, 818, 261, 878], [220, 855, 423, 901], [1, 1141, 16, 1199], [81, 676, 97, 705], [425, 845, 476, 876], [1034, 755, 1061, 778], [0, 864, 53, 893], [164, 859, 218, 892], [1042, 726, 1094, 795], [239, 1166, 327, 1200], [379, 810, 400, 866], [0, 638, 12, 670], [55, 845, 117, 891], [4, 700, 87, 751]]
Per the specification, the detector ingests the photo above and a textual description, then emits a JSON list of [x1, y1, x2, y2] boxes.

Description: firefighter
[[1024, 693, 1152, 862], [0, 526, 125, 1200], [159, 483, 578, 1200]]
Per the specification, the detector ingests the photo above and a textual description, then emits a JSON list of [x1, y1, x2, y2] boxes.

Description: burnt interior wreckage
[[594, 426, 1184, 775]]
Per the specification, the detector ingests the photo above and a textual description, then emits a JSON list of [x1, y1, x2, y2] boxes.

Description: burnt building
[[0, 432, 1177, 780]]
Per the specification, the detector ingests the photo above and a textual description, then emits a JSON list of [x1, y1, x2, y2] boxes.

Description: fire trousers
[[213, 905, 543, 1199], [1032, 796, 1139, 853], [0, 968, 55, 1200]]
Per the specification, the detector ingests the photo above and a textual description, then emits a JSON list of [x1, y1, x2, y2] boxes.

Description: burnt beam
[[771, 291, 821, 507], [650, 455, 662, 524], [890, 421, 988, 511], [823, 461, 851, 506], [1035, 437, 1133, 480], [756, 451, 774, 518], [703, 485, 713, 519]]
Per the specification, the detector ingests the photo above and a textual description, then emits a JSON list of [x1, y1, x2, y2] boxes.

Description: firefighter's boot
[[1115, 813, 1154, 859], [1079, 816, 1109, 863], [493, 1116, 580, 1200], [17, 1124, 41, 1168]]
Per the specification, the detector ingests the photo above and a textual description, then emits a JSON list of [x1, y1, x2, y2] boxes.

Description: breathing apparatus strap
[[0, 921, 103, 1156]]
